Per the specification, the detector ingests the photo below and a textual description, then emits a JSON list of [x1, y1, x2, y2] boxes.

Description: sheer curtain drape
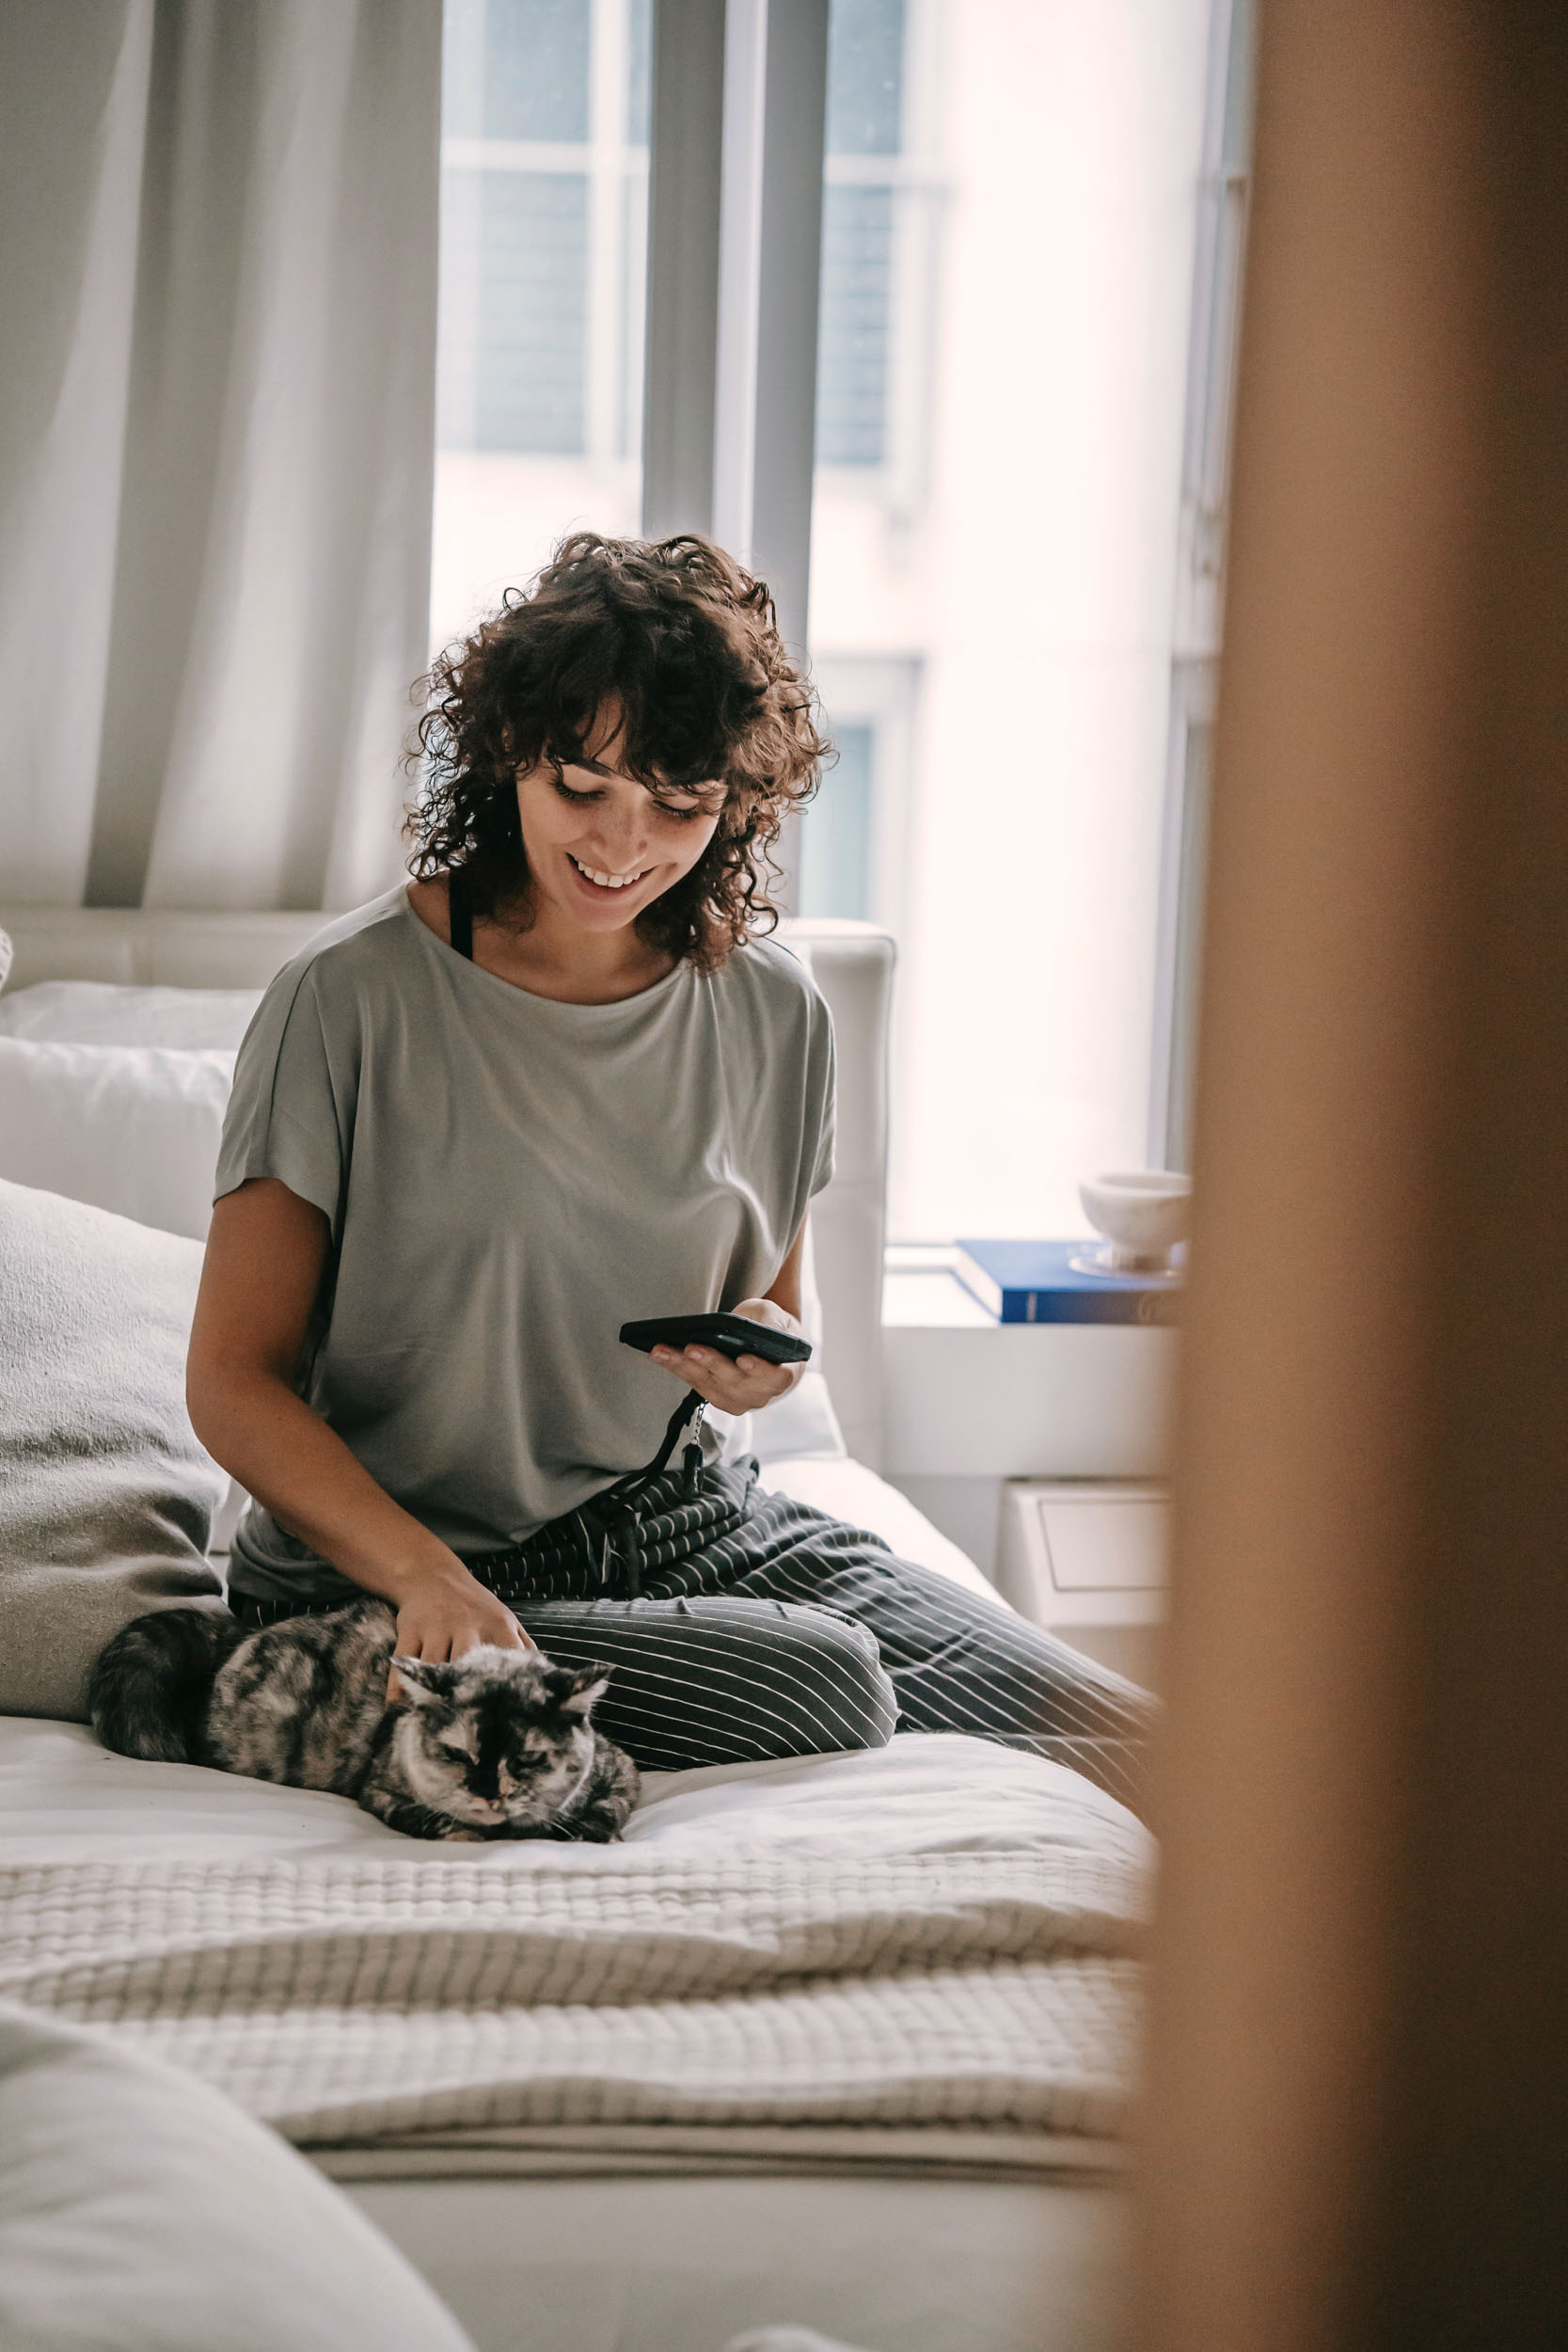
[[0, 0, 441, 912]]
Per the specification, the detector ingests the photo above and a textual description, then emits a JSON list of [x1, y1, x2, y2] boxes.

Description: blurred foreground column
[[1132, 5, 1568, 2348]]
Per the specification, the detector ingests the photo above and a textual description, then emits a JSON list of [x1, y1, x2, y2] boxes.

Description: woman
[[190, 533, 1150, 1807]]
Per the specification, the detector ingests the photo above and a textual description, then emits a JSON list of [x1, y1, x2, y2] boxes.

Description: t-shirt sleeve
[[213, 962, 354, 1232], [806, 991, 836, 1202]]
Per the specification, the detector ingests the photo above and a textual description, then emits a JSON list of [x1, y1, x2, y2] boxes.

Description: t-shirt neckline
[[399, 884, 691, 1015]]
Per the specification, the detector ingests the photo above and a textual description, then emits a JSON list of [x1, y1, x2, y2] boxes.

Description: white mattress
[[347, 2169, 1131, 2352]]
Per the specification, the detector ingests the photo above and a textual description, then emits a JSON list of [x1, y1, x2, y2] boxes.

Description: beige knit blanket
[[0, 1848, 1145, 2149]]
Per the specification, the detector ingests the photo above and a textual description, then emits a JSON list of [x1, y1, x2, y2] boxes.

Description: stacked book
[[952, 1238, 1182, 1327]]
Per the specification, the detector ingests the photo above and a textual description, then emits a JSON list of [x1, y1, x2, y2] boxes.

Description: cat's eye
[[439, 1741, 473, 1763]]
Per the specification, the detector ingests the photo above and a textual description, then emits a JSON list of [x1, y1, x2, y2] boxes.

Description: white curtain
[[0, 0, 441, 912]]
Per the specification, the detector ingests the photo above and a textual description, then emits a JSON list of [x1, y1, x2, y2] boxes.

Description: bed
[[0, 903, 1147, 2352]]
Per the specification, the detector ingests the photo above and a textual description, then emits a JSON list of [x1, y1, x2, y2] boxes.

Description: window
[[431, 0, 1228, 1248], [431, 0, 651, 648], [803, 0, 1215, 1241], [815, 0, 906, 469], [800, 655, 920, 932]]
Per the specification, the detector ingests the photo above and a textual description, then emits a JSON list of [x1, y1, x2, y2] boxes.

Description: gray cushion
[[0, 2004, 474, 2351], [0, 1178, 227, 1721]]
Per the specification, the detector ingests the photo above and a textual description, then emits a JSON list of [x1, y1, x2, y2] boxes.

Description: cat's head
[[388, 1646, 611, 1833]]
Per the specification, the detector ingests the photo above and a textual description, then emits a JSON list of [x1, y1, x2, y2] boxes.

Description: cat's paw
[[570, 1800, 634, 1843]]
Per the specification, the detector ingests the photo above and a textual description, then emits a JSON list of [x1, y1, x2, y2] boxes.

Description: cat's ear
[[391, 1656, 446, 1707], [552, 1663, 611, 1717]]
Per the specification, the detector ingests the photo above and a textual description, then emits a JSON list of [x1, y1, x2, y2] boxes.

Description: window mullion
[[586, 0, 628, 467], [642, 0, 830, 676]]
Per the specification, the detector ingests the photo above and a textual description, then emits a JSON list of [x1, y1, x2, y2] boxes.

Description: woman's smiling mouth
[[568, 853, 650, 892]]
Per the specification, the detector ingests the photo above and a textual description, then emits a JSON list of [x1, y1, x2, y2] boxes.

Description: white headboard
[[0, 904, 894, 1467]]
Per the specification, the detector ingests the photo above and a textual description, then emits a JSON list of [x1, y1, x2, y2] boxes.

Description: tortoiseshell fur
[[89, 1597, 639, 1842]]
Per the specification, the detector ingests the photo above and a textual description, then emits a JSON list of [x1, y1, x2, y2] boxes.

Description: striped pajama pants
[[230, 1459, 1154, 1817]]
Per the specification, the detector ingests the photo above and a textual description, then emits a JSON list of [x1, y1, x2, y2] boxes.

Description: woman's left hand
[[649, 1297, 806, 1415]]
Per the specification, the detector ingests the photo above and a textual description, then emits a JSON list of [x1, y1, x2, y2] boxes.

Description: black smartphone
[[619, 1312, 813, 1367]]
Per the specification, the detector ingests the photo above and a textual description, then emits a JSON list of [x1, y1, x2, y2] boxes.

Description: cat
[[88, 1597, 641, 1843]]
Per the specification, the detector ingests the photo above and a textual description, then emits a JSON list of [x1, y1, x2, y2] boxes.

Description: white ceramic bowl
[[1079, 1169, 1192, 1270]]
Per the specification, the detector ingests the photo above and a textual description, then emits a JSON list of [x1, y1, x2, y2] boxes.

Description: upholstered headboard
[[0, 905, 894, 1467]]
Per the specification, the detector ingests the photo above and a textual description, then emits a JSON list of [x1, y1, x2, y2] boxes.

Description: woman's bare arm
[[762, 1220, 806, 1323], [188, 1179, 530, 1684]]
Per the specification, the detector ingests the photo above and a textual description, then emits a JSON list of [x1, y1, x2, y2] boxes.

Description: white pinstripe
[[515, 1599, 895, 1762]]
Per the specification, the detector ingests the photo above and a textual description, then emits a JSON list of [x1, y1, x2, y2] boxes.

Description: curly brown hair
[[406, 532, 828, 970]]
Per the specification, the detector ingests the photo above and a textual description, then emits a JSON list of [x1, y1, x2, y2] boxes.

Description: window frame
[[1147, 0, 1256, 1169]]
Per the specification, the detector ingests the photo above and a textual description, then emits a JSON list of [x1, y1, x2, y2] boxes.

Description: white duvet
[[0, 1720, 1149, 2163]]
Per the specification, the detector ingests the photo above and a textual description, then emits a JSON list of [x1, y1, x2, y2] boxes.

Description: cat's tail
[[88, 1605, 247, 1764]]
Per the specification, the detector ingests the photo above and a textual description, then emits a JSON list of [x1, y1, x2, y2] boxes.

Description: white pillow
[[0, 977, 261, 1047], [0, 1179, 227, 1721], [0, 1038, 233, 1239], [0, 2004, 475, 2352], [716, 1224, 847, 1466], [750, 1367, 847, 1463]]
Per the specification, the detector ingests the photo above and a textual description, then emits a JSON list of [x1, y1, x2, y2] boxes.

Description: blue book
[[953, 1239, 1182, 1327]]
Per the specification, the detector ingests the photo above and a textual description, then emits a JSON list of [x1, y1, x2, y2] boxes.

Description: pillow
[[0, 1179, 227, 1721], [0, 2004, 475, 2352], [0, 1039, 234, 1239], [0, 977, 261, 1048], [752, 1219, 847, 1461], [713, 1221, 848, 1467], [750, 1368, 847, 1463]]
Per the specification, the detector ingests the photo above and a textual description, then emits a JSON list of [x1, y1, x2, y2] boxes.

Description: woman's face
[[514, 713, 724, 935]]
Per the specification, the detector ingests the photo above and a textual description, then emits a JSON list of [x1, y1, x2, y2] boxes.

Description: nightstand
[[879, 1250, 1178, 1582], [993, 1478, 1169, 1693]]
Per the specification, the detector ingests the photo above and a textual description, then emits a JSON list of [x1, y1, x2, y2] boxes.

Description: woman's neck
[[408, 878, 676, 1005]]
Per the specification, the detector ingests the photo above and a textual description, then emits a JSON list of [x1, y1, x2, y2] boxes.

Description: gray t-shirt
[[216, 888, 834, 1597]]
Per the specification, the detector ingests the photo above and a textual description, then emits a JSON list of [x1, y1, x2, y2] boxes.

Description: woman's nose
[[590, 819, 649, 868]]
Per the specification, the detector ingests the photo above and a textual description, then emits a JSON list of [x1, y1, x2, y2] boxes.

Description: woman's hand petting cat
[[384, 1560, 533, 1702], [649, 1296, 805, 1416]]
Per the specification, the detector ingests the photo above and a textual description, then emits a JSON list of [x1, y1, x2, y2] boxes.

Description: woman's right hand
[[386, 1561, 534, 1701]]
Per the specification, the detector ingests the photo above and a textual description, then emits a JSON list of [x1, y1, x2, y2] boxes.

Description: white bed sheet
[[0, 1717, 1140, 1872]]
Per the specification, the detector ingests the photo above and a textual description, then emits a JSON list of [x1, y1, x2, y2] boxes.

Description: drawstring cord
[[589, 1389, 707, 1598]]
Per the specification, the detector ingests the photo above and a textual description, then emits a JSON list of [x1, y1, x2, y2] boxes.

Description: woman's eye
[[552, 778, 600, 805]]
